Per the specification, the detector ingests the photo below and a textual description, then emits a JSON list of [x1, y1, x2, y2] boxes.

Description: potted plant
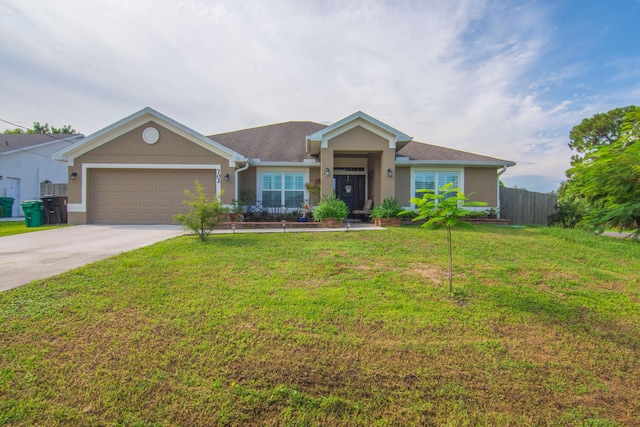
[[370, 197, 404, 227], [485, 207, 499, 219], [227, 199, 245, 222], [299, 201, 313, 222], [313, 195, 349, 227]]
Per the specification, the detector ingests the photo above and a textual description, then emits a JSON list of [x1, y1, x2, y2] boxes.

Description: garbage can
[[0, 197, 14, 218], [41, 196, 69, 224], [21, 200, 45, 227]]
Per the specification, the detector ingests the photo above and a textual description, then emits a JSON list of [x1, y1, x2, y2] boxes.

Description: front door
[[335, 175, 365, 216]]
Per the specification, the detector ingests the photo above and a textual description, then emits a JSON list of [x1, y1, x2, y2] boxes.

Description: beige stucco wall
[[67, 211, 85, 225], [308, 168, 321, 203], [395, 166, 411, 206], [238, 167, 257, 202], [319, 157, 334, 199], [77, 122, 227, 163], [367, 153, 381, 204], [464, 167, 498, 206], [308, 168, 320, 186]]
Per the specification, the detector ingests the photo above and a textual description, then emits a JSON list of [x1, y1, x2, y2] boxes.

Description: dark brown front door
[[335, 175, 365, 216]]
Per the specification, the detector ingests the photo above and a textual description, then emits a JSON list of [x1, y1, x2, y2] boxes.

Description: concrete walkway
[[601, 231, 637, 239], [0, 223, 383, 292], [209, 222, 382, 234]]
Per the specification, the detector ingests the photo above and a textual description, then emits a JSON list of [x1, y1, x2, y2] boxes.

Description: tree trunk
[[447, 225, 453, 293]]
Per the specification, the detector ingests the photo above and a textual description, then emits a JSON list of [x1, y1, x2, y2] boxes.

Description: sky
[[1, 0, 639, 193]]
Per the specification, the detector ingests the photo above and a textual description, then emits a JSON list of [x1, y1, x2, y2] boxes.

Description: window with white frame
[[413, 171, 460, 200], [261, 172, 305, 208]]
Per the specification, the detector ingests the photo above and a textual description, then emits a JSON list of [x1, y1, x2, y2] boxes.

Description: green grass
[[1, 226, 639, 426], [0, 221, 68, 237]]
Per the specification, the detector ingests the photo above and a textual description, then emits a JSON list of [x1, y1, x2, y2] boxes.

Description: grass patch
[[1, 226, 639, 425], [0, 221, 68, 237]]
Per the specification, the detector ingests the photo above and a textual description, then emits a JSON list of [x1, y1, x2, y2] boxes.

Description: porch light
[[224, 173, 230, 182], [325, 168, 331, 177], [70, 172, 77, 180], [387, 168, 393, 177]]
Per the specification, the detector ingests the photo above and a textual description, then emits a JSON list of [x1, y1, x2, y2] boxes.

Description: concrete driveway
[[0, 225, 184, 292]]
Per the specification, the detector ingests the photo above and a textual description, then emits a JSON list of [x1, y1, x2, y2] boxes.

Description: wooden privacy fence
[[40, 182, 68, 197], [499, 187, 557, 225]]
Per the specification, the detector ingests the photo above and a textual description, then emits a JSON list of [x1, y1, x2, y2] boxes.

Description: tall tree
[[2, 128, 24, 134], [568, 105, 635, 165], [49, 124, 76, 134], [564, 106, 640, 237], [2, 122, 77, 135]]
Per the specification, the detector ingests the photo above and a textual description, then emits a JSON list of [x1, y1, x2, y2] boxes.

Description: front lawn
[[0, 220, 68, 237], [0, 226, 638, 426]]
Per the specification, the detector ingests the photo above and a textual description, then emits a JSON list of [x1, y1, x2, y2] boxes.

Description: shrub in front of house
[[370, 197, 404, 227], [370, 198, 403, 220], [313, 195, 349, 222], [174, 181, 226, 241]]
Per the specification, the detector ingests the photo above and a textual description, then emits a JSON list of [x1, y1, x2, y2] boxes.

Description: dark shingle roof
[[209, 121, 327, 162], [209, 121, 512, 165], [0, 134, 83, 154], [397, 140, 512, 164]]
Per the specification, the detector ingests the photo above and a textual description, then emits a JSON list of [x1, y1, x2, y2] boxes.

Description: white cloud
[[1, 0, 638, 192]]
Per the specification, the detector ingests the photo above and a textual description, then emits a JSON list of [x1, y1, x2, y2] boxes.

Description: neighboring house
[[53, 107, 515, 225], [0, 134, 84, 217]]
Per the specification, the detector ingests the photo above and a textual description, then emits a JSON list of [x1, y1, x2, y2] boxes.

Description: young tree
[[174, 181, 226, 241], [409, 183, 487, 293]]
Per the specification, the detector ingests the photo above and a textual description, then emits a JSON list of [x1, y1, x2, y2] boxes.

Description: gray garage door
[[88, 169, 217, 224]]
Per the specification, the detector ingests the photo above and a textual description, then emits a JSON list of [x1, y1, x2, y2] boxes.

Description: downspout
[[497, 165, 508, 219], [234, 161, 250, 201]]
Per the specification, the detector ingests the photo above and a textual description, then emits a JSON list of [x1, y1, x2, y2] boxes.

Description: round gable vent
[[142, 127, 160, 144]]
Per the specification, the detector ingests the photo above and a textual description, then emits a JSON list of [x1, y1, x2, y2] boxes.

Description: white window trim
[[256, 167, 309, 209], [409, 167, 464, 208]]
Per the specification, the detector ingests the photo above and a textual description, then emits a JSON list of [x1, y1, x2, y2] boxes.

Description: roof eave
[[1, 135, 84, 158], [307, 111, 412, 146], [250, 160, 320, 167], [306, 138, 321, 155], [395, 160, 516, 167], [55, 107, 247, 167]]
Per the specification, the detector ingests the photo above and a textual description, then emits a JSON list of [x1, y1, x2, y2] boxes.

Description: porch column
[[381, 149, 396, 201], [320, 153, 334, 198]]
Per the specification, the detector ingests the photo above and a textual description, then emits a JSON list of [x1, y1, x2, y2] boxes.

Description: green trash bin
[[0, 197, 14, 218], [21, 200, 45, 227]]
